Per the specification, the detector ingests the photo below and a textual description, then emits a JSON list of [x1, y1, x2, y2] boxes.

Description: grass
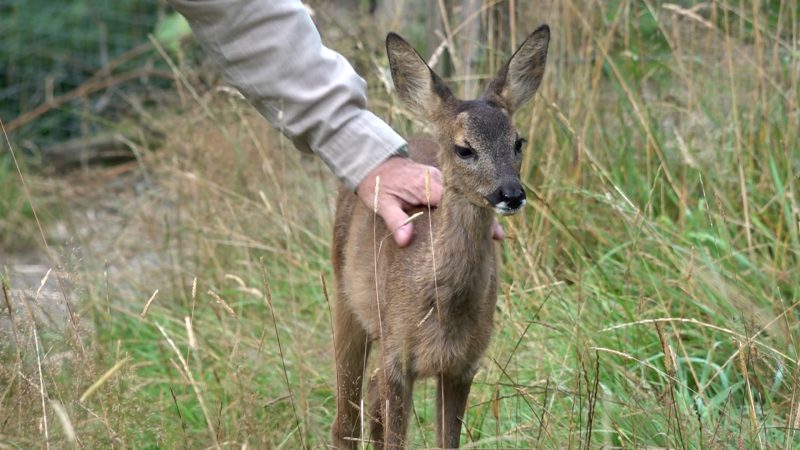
[[1, 0, 799, 448], [0, 152, 37, 250]]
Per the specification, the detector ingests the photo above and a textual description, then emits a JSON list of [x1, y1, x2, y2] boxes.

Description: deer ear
[[484, 25, 550, 113], [386, 33, 454, 118]]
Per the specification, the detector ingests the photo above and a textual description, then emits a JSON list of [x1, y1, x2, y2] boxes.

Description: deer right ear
[[386, 33, 454, 119]]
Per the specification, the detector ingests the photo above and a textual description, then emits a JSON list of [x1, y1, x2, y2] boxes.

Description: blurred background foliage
[[2, 0, 162, 143], [1, 0, 793, 150]]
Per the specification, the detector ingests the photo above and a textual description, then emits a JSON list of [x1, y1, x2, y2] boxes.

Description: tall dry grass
[[2, 0, 799, 448]]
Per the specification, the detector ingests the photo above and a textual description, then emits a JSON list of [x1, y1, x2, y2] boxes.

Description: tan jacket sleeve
[[167, 0, 407, 190]]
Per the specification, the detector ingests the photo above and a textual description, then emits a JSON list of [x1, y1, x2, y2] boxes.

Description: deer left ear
[[484, 25, 550, 113]]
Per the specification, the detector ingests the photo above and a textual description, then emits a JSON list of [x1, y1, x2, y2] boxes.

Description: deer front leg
[[367, 365, 413, 449], [436, 373, 473, 449], [331, 299, 370, 449]]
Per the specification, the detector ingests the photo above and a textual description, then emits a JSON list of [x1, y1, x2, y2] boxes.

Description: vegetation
[[1, 0, 168, 144], [2, 1, 799, 448], [0, 153, 36, 250]]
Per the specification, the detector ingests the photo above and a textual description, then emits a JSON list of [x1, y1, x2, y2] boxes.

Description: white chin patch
[[494, 199, 526, 216]]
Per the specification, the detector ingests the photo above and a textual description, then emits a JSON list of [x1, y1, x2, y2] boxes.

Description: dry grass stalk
[[139, 289, 159, 318], [79, 357, 131, 403], [736, 342, 763, 449], [207, 289, 236, 317], [155, 323, 220, 450], [259, 259, 307, 449], [49, 400, 76, 443], [184, 316, 197, 350]]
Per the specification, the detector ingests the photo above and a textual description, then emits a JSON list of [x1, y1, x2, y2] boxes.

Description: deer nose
[[486, 182, 526, 210]]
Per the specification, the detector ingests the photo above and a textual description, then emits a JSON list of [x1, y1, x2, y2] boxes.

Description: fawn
[[331, 25, 550, 449]]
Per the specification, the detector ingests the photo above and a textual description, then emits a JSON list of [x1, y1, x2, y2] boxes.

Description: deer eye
[[514, 137, 527, 154], [454, 145, 476, 160]]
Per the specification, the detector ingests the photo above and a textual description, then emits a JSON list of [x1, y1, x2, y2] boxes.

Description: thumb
[[380, 201, 414, 247]]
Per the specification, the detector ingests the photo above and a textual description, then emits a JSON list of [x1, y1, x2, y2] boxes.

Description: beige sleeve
[[168, 0, 407, 190]]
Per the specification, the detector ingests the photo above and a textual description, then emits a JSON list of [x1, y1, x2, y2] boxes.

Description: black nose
[[486, 182, 526, 209]]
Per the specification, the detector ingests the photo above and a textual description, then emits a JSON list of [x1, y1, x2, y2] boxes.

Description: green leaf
[[153, 12, 191, 55]]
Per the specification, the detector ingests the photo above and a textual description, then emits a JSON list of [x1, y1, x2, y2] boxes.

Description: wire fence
[[1, 0, 169, 148]]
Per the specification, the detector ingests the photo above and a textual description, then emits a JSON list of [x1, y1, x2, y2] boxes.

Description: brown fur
[[331, 26, 550, 449]]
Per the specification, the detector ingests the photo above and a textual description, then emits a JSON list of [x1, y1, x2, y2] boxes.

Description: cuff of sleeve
[[315, 111, 408, 191]]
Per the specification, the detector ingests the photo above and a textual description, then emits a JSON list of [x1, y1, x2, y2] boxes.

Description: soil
[[2, 249, 73, 342], [1, 165, 164, 346]]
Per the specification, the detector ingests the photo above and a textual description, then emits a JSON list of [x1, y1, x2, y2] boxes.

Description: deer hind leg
[[436, 372, 473, 449], [331, 297, 370, 449], [367, 365, 413, 449]]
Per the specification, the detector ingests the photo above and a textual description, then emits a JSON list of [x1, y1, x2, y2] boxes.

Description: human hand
[[356, 156, 505, 247]]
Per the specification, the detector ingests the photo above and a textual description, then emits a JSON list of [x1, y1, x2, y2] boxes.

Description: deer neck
[[435, 188, 494, 248], [431, 182, 495, 290]]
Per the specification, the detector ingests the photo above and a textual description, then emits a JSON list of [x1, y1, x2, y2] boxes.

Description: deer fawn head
[[386, 25, 550, 215]]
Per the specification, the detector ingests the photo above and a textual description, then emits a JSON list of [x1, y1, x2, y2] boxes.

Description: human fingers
[[491, 221, 505, 240], [378, 199, 415, 247]]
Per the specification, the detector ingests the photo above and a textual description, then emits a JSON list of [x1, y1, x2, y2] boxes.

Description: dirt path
[[2, 250, 74, 344], [1, 168, 163, 346]]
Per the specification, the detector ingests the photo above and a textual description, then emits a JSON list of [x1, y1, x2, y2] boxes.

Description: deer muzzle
[[485, 181, 526, 215]]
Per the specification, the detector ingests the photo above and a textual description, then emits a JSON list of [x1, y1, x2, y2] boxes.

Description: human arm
[[167, 0, 404, 189], [166, 0, 498, 245]]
